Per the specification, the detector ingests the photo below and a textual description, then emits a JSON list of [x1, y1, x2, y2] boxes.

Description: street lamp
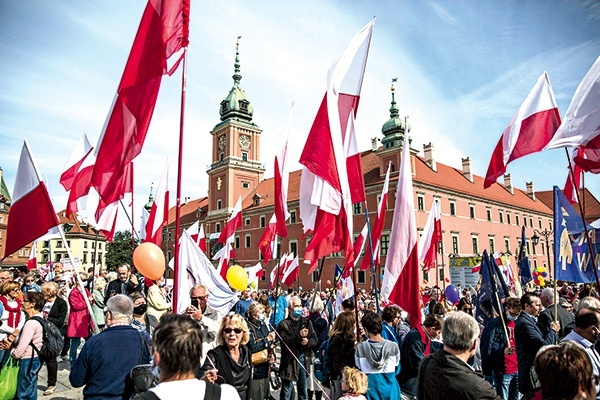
[[531, 229, 552, 279]]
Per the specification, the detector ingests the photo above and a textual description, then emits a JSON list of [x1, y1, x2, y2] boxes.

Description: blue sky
[[1, 0, 599, 232]]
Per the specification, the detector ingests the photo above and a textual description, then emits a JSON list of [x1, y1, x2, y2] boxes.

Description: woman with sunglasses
[[198, 313, 252, 400], [21, 273, 41, 293], [0, 281, 25, 367]]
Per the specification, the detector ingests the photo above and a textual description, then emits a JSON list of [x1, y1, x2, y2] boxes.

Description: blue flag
[[476, 250, 508, 325], [554, 186, 599, 283], [517, 225, 532, 286]]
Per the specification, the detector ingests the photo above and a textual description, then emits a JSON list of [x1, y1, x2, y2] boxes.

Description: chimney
[[371, 137, 379, 152], [526, 181, 536, 200], [423, 142, 437, 172], [461, 157, 473, 182], [503, 173, 514, 195]]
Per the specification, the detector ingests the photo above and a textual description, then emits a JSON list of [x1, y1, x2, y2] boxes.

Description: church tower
[[206, 38, 265, 225]]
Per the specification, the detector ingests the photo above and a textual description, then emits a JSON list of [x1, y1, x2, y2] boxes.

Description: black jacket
[[277, 316, 317, 381], [537, 303, 574, 340], [247, 318, 272, 379], [418, 349, 501, 400], [104, 279, 138, 304], [47, 296, 68, 330], [327, 333, 355, 381]]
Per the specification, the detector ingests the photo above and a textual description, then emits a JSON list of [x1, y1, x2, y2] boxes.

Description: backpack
[[313, 338, 330, 387], [30, 316, 64, 360]]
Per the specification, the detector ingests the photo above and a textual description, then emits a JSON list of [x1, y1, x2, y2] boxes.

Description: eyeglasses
[[25, 280, 34, 283], [191, 295, 208, 300], [223, 327, 243, 335]]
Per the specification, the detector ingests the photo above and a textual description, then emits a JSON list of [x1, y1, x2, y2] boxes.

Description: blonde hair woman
[[198, 313, 252, 400], [92, 277, 107, 331]]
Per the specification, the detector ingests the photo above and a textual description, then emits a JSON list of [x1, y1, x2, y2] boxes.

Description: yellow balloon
[[226, 265, 249, 291], [537, 266, 547, 273], [539, 279, 546, 287], [133, 243, 165, 280]]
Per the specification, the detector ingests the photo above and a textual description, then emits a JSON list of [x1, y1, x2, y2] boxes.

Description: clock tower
[[206, 38, 264, 223]]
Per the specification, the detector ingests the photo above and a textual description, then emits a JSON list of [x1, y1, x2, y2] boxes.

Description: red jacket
[[67, 287, 91, 338]]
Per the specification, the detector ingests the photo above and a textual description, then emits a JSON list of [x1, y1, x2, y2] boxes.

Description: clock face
[[239, 134, 251, 149], [218, 135, 226, 150]]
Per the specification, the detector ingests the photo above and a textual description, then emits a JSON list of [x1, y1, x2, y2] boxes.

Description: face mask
[[133, 304, 147, 315], [293, 307, 303, 318], [506, 314, 517, 321], [258, 314, 266, 322]]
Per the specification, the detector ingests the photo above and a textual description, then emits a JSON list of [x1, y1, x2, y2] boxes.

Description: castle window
[[242, 152, 248, 162], [219, 153, 224, 161], [449, 201, 456, 216], [217, 199, 222, 210], [417, 195, 424, 211], [242, 181, 249, 189]]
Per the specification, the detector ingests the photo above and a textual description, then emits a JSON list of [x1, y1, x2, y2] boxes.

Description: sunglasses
[[223, 328, 243, 335], [191, 295, 208, 300], [25, 280, 34, 283]]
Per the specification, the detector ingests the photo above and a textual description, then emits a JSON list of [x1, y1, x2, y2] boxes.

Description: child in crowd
[[339, 367, 368, 400]]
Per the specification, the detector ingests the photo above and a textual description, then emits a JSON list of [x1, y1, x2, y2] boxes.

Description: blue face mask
[[293, 308, 303, 318], [258, 314, 265, 322]]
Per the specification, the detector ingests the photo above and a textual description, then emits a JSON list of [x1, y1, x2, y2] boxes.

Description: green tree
[[105, 230, 138, 272]]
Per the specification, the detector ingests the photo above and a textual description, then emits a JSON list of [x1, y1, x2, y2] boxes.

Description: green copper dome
[[144, 185, 154, 212], [219, 37, 254, 122], [381, 83, 410, 149]]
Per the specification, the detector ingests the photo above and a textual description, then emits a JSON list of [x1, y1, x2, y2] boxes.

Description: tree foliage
[[105, 230, 138, 272]]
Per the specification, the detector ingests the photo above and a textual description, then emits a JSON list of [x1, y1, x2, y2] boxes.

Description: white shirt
[[150, 378, 240, 400]]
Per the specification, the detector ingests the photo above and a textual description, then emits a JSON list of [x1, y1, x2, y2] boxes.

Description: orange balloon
[[133, 243, 165, 280]]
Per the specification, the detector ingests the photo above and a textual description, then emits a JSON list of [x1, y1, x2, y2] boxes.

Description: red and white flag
[[212, 239, 235, 281], [140, 208, 149, 241], [186, 221, 207, 253], [258, 214, 278, 263], [418, 200, 442, 272], [282, 254, 299, 287], [3, 141, 61, 259], [246, 262, 264, 280], [299, 18, 375, 271], [381, 132, 421, 327], [217, 196, 242, 244], [144, 161, 169, 246], [269, 253, 288, 290], [484, 72, 561, 188], [60, 133, 92, 192], [27, 242, 37, 271], [545, 55, 600, 173], [73, 0, 189, 218], [563, 147, 585, 205], [274, 108, 293, 237], [360, 162, 391, 271], [350, 222, 369, 270]]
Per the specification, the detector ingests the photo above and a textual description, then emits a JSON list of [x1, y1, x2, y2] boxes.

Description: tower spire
[[233, 35, 242, 86]]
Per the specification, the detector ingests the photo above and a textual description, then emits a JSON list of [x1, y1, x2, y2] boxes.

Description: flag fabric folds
[[3, 141, 61, 259], [258, 214, 278, 263], [476, 250, 509, 325], [545, 55, 600, 173], [281, 255, 299, 287], [360, 162, 391, 271], [517, 226, 532, 287], [60, 133, 92, 191], [553, 186, 598, 283], [563, 147, 585, 205], [186, 221, 207, 253], [176, 230, 236, 316], [484, 72, 561, 188], [27, 242, 37, 270], [217, 197, 242, 244], [381, 131, 421, 327], [72, 0, 190, 225], [274, 108, 293, 237], [299, 18, 375, 271], [418, 200, 442, 272], [143, 161, 169, 246]]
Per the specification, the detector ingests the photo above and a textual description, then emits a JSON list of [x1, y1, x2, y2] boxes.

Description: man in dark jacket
[[104, 263, 140, 304], [277, 296, 318, 400], [538, 287, 574, 339], [418, 311, 500, 399], [515, 292, 560, 399]]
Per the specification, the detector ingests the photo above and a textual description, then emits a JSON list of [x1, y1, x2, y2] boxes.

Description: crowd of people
[[1, 263, 600, 400]]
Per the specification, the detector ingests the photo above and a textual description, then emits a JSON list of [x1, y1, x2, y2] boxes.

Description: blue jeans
[[280, 354, 308, 400], [17, 356, 41, 400], [69, 337, 82, 367], [494, 372, 519, 400]]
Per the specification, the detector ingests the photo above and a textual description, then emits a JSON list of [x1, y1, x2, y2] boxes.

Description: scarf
[[0, 295, 22, 328]]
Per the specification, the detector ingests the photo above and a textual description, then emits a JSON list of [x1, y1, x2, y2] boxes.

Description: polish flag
[[563, 147, 585, 205], [360, 162, 391, 271], [269, 253, 288, 290], [282, 254, 299, 287], [274, 108, 293, 237], [65, 151, 95, 218], [484, 72, 561, 188], [72, 0, 188, 217], [212, 238, 235, 281], [350, 222, 369, 270], [60, 133, 93, 192], [27, 242, 37, 271], [381, 132, 421, 327], [418, 200, 442, 272], [144, 161, 169, 246], [545, 55, 600, 173], [246, 262, 264, 280], [95, 162, 133, 241], [299, 18, 375, 272], [217, 197, 242, 244], [3, 141, 61, 259], [186, 221, 207, 253], [258, 214, 278, 263]]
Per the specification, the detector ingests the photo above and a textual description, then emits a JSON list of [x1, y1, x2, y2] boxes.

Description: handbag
[[0, 357, 19, 400], [251, 348, 269, 365]]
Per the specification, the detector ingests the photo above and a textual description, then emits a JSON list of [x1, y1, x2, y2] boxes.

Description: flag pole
[[271, 250, 284, 326], [119, 200, 140, 241], [310, 257, 327, 313], [173, 47, 189, 312], [564, 148, 600, 289], [363, 202, 381, 313], [131, 162, 135, 263]]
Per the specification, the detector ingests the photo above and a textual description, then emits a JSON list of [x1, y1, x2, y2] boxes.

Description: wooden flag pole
[[363, 201, 381, 313]]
